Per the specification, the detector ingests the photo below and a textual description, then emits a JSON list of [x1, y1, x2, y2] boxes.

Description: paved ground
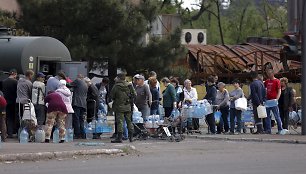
[[1, 138, 306, 174]]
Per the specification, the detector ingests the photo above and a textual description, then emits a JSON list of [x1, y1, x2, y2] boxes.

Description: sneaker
[[59, 140, 65, 143], [122, 137, 128, 141], [45, 139, 50, 143]]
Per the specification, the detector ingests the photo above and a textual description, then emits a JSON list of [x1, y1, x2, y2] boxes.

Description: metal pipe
[[301, 0, 306, 135]]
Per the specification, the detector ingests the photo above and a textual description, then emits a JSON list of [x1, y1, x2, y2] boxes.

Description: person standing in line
[[0, 90, 7, 141], [84, 77, 99, 123], [134, 75, 152, 118], [204, 76, 217, 134], [170, 78, 184, 108], [16, 70, 34, 116], [31, 72, 46, 125], [46, 71, 66, 94], [96, 78, 109, 115], [250, 72, 266, 134], [2, 69, 18, 138], [161, 77, 177, 118], [264, 69, 283, 134], [71, 74, 88, 139], [56, 80, 74, 128], [278, 77, 294, 130], [215, 82, 230, 134], [44, 91, 68, 143], [110, 71, 136, 143], [229, 79, 244, 135], [183, 79, 198, 130], [148, 77, 160, 115]]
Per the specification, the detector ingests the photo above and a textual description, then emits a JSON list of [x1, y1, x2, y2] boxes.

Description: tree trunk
[[216, 1, 224, 45]]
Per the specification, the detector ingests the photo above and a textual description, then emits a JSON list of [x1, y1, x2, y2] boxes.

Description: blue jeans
[[265, 106, 283, 133], [72, 106, 86, 138], [123, 118, 128, 139]]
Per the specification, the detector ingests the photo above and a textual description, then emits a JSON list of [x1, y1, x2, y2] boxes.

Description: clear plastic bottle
[[97, 117, 104, 133], [20, 128, 29, 144], [53, 127, 60, 143], [65, 128, 74, 142], [35, 126, 45, 143], [86, 124, 93, 139]]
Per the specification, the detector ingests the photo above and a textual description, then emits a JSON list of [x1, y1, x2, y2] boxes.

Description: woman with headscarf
[[56, 80, 74, 128]]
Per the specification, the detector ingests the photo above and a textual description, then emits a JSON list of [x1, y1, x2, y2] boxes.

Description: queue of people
[[0, 68, 299, 143]]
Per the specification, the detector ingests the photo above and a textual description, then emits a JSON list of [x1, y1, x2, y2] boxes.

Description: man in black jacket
[[250, 72, 266, 134], [84, 77, 99, 123], [204, 76, 217, 134]]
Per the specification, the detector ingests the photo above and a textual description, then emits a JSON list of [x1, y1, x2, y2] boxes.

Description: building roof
[[186, 43, 301, 77]]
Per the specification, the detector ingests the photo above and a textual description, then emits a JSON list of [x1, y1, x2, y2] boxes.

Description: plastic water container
[[20, 128, 29, 144], [35, 126, 45, 143], [92, 119, 97, 133], [86, 124, 93, 139], [65, 128, 74, 142], [53, 128, 60, 143]]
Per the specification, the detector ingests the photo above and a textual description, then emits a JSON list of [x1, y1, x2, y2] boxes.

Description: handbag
[[257, 105, 267, 118], [235, 97, 247, 111], [0, 96, 7, 108], [22, 102, 37, 125]]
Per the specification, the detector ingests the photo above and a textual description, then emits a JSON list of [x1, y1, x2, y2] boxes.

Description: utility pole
[[302, 1, 306, 135]]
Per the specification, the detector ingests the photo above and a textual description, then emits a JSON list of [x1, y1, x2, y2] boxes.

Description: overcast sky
[[181, 0, 201, 9]]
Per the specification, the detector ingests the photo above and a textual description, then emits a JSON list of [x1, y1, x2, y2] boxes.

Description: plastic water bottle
[[20, 128, 29, 144], [53, 127, 60, 143], [35, 126, 45, 143], [65, 128, 74, 142], [92, 118, 97, 133], [86, 124, 93, 139]]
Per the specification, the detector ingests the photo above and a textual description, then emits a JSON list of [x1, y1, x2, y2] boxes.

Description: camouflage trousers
[[116, 111, 133, 134], [45, 111, 66, 140]]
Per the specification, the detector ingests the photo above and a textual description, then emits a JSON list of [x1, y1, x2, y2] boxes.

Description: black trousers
[[6, 103, 19, 136], [164, 107, 173, 118], [206, 113, 216, 134], [217, 106, 229, 133], [279, 107, 289, 129]]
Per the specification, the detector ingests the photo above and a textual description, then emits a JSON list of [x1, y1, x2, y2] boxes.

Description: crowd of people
[[0, 68, 299, 143]]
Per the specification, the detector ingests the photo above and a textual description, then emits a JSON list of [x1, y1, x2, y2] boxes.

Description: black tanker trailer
[[0, 33, 87, 83]]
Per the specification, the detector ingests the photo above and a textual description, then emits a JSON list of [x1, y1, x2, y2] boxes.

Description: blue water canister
[[53, 128, 60, 143], [20, 128, 29, 144], [86, 124, 93, 139], [97, 117, 104, 133]]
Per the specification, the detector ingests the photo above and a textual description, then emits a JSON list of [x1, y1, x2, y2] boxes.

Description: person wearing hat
[[110, 70, 136, 143], [31, 72, 46, 125], [2, 69, 18, 138], [134, 74, 152, 118]]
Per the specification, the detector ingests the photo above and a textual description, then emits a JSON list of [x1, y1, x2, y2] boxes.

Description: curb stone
[[0, 148, 123, 162], [188, 135, 306, 144]]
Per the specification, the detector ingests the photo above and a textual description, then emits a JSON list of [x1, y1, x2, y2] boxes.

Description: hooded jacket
[[56, 86, 74, 113], [110, 79, 136, 113]]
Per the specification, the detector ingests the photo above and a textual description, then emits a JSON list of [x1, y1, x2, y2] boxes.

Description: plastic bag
[[214, 111, 222, 124], [235, 98, 247, 111], [257, 105, 267, 118]]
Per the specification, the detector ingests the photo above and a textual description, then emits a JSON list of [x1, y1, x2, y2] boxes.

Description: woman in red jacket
[[44, 91, 68, 143]]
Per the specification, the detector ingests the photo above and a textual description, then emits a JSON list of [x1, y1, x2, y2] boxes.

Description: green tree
[[17, 0, 183, 80]]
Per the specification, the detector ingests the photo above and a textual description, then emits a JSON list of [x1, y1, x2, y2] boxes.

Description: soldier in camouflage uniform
[[110, 71, 136, 143]]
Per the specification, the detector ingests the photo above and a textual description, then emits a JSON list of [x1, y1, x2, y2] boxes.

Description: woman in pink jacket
[[56, 80, 74, 128]]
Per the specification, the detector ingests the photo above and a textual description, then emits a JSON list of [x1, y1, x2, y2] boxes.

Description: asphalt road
[[1, 139, 306, 174]]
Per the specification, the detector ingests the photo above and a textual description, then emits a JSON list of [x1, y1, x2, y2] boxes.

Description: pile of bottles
[[85, 111, 112, 139], [144, 115, 163, 128], [132, 111, 143, 123]]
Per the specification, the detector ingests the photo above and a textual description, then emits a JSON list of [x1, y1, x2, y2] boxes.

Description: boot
[[253, 124, 264, 134], [111, 132, 122, 143], [129, 131, 134, 142], [110, 133, 117, 139]]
